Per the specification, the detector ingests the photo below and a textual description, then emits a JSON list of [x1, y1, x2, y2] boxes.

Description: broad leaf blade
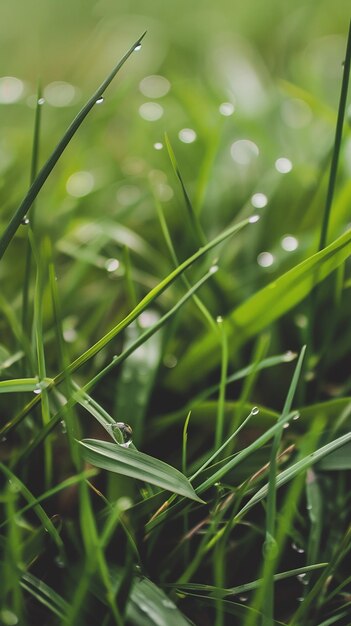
[[79, 439, 203, 502]]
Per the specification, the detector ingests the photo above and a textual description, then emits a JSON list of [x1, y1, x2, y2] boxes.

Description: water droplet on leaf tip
[[283, 422, 289, 429], [216, 315, 223, 324], [134, 43, 142, 51], [293, 413, 300, 421], [96, 96, 104, 104], [249, 214, 260, 223], [251, 406, 259, 415], [292, 542, 304, 553], [283, 350, 297, 362], [109, 422, 133, 447]]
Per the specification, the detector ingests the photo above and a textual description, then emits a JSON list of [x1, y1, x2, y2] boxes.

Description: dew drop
[[293, 412, 300, 421], [283, 351, 297, 362], [209, 264, 219, 274], [231, 139, 259, 165], [216, 315, 223, 324], [105, 258, 120, 273], [37, 97, 45, 105], [55, 555, 66, 568], [251, 193, 268, 208], [249, 214, 260, 223], [281, 235, 299, 252], [154, 142, 163, 150], [109, 422, 133, 448], [251, 406, 259, 415], [297, 573, 309, 585], [238, 596, 248, 602], [33, 382, 44, 394], [134, 43, 142, 51], [178, 128, 197, 143], [297, 597, 304, 603], [21, 216, 29, 225], [275, 157, 293, 174], [292, 542, 305, 554], [96, 96, 104, 104], [60, 420, 67, 434], [219, 102, 235, 116], [283, 422, 290, 429], [257, 252, 274, 268]]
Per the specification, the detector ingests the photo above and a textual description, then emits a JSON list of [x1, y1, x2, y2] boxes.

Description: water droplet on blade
[[96, 96, 104, 104], [251, 406, 259, 415], [249, 214, 260, 223], [292, 542, 304, 554], [109, 422, 133, 447], [134, 43, 142, 51], [21, 216, 29, 225]]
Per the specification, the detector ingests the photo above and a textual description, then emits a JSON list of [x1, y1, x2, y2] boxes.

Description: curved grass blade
[[20, 572, 69, 619], [2, 267, 215, 448], [236, 430, 351, 520], [171, 227, 351, 388], [164, 133, 206, 246], [173, 563, 327, 597], [0, 32, 146, 261], [79, 439, 203, 503], [0, 463, 63, 551]]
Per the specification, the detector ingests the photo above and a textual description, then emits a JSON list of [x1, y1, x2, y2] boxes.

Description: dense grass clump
[[1, 6, 351, 626]]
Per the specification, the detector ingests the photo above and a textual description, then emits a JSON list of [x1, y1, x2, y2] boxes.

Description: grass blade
[[172, 227, 351, 387], [0, 32, 146, 261], [79, 438, 203, 502]]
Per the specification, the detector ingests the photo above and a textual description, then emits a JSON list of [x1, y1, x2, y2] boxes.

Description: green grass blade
[[0, 216, 253, 441], [172, 227, 351, 388], [0, 377, 52, 393], [0, 32, 146, 261], [173, 563, 327, 596], [165, 132, 206, 246], [79, 438, 203, 502], [0, 463, 64, 551], [22, 83, 43, 336], [262, 347, 306, 624], [154, 192, 217, 331], [20, 572, 69, 619], [319, 19, 351, 250], [196, 410, 296, 495], [237, 430, 351, 519]]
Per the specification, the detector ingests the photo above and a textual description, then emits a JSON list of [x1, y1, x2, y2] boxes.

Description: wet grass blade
[[165, 133, 206, 246], [237, 430, 351, 519], [319, 19, 351, 250], [79, 438, 203, 502], [0, 32, 146, 261], [172, 227, 351, 387], [0, 463, 64, 551]]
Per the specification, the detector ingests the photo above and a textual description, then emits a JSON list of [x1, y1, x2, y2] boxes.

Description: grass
[[1, 6, 351, 626]]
